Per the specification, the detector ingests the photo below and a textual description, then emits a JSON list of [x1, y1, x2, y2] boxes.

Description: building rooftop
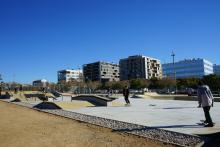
[[121, 55, 160, 61], [33, 79, 47, 82], [58, 69, 82, 73], [83, 61, 119, 66], [163, 58, 213, 65]]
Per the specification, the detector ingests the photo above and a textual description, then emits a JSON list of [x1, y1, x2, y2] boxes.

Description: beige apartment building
[[83, 61, 120, 82], [119, 55, 162, 80]]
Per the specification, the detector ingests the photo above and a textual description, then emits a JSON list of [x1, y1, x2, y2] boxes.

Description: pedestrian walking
[[123, 86, 130, 105], [197, 81, 214, 127]]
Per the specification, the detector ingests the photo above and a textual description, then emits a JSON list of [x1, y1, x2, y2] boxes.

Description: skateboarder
[[123, 86, 130, 105], [197, 81, 214, 127]]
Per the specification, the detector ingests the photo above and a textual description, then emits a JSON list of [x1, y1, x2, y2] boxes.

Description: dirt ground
[[0, 101, 172, 147]]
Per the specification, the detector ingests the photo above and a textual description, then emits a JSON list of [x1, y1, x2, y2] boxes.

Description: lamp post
[[171, 51, 177, 93], [78, 65, 82, 94], [171, 51, 175, 78]]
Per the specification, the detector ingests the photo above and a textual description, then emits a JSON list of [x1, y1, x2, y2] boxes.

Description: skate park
[[1, 89, 220, 146], [1, 91, 219, 136]]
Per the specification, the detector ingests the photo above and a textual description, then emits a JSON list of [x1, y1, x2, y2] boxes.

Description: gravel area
[[2, 100, 205, 147], [42, 109, 204, 146]]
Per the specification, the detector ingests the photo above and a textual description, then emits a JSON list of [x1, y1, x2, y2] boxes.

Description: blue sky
[[0, 0, 220, 83]]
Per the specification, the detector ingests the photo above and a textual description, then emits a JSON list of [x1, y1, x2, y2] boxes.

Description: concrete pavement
[[66, 97, 220, 135]]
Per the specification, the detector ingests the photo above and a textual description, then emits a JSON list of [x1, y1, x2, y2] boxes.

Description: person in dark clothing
[[0, 86, 2, 96], [197, 81, 214, 127], [19, 85, 23, 91], [14, 87, 17, 94], [123, 86, 130, 105]]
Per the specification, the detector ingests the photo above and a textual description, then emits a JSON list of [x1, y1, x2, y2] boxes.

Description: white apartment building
[[58, 69, 82, 82]]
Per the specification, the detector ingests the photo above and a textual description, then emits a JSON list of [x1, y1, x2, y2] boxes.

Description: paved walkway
[[66, 97, 220, 135]]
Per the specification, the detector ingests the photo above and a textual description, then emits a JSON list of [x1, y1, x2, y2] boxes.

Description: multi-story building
[[162, 58, 213, 79], [33, 79, 48, 87], [58, 69, 82, 83], [119, 55, 162, 80], [83, 61, 120, 82], [214, 64, 220, 75]]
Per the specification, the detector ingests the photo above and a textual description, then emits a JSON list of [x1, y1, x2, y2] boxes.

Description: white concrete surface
[[66, 97, 220, 135]]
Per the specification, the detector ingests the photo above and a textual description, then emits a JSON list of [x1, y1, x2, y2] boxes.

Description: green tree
[[149, 78, 159, 89], [57, 80, 71, 92], [157, 77, 176, 89], [113, 81, 129, 90], [48, 82, 57, 90], [129, 78, 149, 89], [87, 81, 102, 92], [104, 81, 129, 90], [177, 78, 200, 89], [202, 74, 220, 91]]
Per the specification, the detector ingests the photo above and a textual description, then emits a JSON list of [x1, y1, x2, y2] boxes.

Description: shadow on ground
[[33, 102, 62, 109], [0, 92, 11, 99], [162, 106, 196, 109], [199, 132, 220, 147], [10, 98, 21, 102], [71, 97, 105, 106], [113, 124, 204, 133], [113, 125, 220, 147]]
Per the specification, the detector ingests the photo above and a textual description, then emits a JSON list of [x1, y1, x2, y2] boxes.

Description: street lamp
[[78, 65, 81, 94], [171, 51, 175, 78], [171, 51, 177, 93]]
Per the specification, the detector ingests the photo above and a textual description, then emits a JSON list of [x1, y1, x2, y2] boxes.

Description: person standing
[[14, 87, 18, 94], [123, 86, 130, 105], [19, 85, 23, 92], [197, 81, 214, 127], [0, 86, 2, 96]]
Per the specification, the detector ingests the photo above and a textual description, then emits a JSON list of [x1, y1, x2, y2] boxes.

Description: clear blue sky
[[0, 0, 220, 83]]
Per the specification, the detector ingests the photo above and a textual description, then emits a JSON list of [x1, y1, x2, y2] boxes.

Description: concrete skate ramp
[[33, 102, 62, 109], [50, 90, 62, 97], [55, 101, 95, 109], [25, 93, 54, 101], [72, 95, 115, 106]]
